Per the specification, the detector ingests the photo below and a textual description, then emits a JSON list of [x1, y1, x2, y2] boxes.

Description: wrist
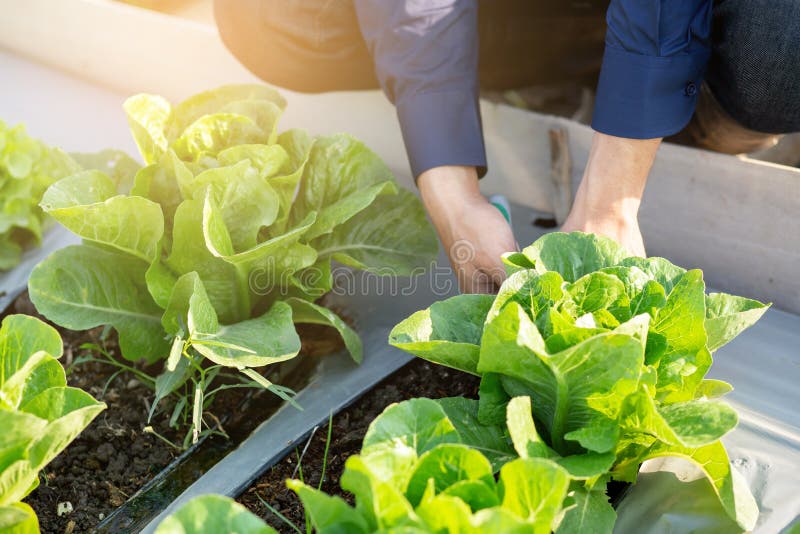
[[573, 188, 642, 222], [564, 205, 639, 232], [418, 165, 483, 221]]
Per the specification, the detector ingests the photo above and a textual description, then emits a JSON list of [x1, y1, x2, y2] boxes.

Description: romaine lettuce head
[[0, 120, 81, 269], [390, 231, 767, 531], [29, 85, 438, 372]]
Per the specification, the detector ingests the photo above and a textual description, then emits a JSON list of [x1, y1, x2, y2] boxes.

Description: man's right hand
[[418, 166, 517, 294]]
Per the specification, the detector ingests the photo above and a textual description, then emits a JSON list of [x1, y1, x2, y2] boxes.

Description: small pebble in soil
[[56, 501, 73, 517]]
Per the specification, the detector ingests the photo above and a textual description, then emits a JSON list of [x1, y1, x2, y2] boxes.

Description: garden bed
[[5, 291, 345, 533], [25, 345, 182, 534], [5, 293, 182, 533]]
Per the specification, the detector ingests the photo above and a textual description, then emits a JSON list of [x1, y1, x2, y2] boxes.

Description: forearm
[[570, 133, 660, 221], [562, 132, 661, 256], [418, 166, 482, 228]]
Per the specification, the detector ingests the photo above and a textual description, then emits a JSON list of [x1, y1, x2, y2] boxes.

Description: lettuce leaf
[[154, 494, 277, 534]]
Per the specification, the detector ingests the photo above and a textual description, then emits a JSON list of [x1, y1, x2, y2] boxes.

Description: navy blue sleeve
[[592, 1, 713, 139], [354, 0, 486, 179]]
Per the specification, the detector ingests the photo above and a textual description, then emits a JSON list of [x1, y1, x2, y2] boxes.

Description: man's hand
[[418, 166, 517, 294], [561, 133, 661, 257]]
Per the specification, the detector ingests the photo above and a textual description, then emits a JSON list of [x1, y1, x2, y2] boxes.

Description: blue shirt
[[355, 0, 713, 178]]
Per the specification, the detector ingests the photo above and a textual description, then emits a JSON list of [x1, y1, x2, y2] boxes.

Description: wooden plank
[[640, 147, 800, 312]]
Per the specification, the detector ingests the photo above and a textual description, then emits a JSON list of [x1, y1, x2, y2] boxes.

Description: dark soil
[[7, 292, 344, 534], [237, 359, 481, 532]]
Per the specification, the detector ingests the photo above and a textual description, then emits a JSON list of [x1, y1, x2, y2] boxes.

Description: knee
[[707, 0, 800, 133]]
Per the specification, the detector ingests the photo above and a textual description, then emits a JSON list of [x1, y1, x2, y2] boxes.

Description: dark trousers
[[215, 0, 800, 138]]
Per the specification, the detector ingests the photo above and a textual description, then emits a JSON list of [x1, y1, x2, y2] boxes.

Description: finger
[[476, 250, 509, 290], [453, 260, 473, 294], [456, 268, 472, 294], [455, 263, 481, 294], [458, 268, 496, 294], [486, 263, 506, 289]]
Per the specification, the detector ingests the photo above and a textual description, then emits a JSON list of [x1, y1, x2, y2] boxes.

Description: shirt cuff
[[592, 44, 711, 139], [395, 90, 487, 180]]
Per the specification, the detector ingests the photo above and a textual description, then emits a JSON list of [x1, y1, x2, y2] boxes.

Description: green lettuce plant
[[0, 120, 80, 269], [289, 397, 576, 534], [0, 314, 106, 533], [27, 85, 437, 438], [155, 495, 276, 534], [389, 232, 769, 532]]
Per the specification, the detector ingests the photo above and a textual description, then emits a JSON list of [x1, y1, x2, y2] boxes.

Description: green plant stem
[[318, 411, 333, 491], [185, 347, 206, 374], [295, 449, 305, 483], [204, 383, 260, 399], [101, 369, 126, 399], [234, 264, 252, 322], [143, 426, 183, 451], [552, 372, 568, 452]]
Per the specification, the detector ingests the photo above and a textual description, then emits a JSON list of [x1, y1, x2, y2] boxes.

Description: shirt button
[[685, 82, 698, 96]]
